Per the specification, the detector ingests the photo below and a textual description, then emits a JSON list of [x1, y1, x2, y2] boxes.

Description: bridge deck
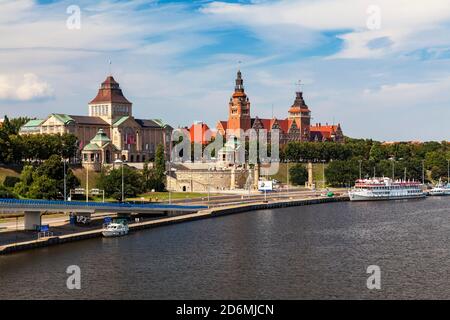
[[0, 198, 207, 214]]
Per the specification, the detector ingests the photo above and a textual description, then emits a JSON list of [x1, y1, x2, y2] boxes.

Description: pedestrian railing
[[0, 198, 207, 211]]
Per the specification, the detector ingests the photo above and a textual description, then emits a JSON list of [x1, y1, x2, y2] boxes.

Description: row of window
[[83, 152, 153, 163], [123, 143, 156, 152], [90, 104, 131, 116], [91, 105, 109, 116]]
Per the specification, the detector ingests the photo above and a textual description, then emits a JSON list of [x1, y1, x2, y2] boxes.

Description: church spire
[[288, 86, 310, 120], [235, 70, 244, 93]]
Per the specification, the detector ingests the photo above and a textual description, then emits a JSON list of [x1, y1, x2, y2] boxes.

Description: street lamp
[[390, 158, 395, 180], [114, 159, 125, 202], [422, 160, 425, 184], [63, 158, 67, 201], [286, 159, 290, 194], [447, 159, 450, 184], [358, 160, 362, 180], [322, 160, 326, 189], [86, 165, 89, 203], [207, 166, 212, 208]]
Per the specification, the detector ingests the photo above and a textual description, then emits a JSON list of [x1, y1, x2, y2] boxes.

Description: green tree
[[13, 156, 79, 199], [3, 176, 20, 188], [27, 175, 59, 200], [369, 143, 388, 162], [13, 165, 34, 196], [289, 164, 308, 186], [153, 144, 166, 191], [325, 160, 360, 187], [425, 151, 448, 181], [0, 185, 17, 198], [97, 166, 144, 201]]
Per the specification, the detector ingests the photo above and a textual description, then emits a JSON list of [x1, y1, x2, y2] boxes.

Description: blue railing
[[0, 198, 207, 210]]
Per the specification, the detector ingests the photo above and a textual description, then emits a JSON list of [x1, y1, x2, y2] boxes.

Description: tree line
[[0, 116, 79, 163], [282, 139, 450, 187]]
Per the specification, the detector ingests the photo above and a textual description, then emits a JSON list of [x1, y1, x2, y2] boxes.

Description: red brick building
[[189, 121, 214, 145], [216, 71, 344, 144]]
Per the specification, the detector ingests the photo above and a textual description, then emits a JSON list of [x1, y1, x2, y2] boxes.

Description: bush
[[0, 185, 17, 198], [3, 176, 20, 188], [97, 166, 145, 201], [289, 164, 308, 186]]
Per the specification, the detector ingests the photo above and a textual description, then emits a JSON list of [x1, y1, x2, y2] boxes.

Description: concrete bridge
[[0, 198, 207, 230]]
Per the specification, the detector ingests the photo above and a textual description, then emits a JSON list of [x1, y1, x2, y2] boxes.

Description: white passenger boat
[[349, 177, 426, 201], [102, 220, 129, 237], [428, 180, 450, 196]]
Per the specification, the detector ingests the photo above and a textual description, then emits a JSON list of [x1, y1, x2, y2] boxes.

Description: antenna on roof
[[238, 60, 242, 71], [295, 80, 303, 92], [108, 59, 112, 76], [271, 104, 274, 118]]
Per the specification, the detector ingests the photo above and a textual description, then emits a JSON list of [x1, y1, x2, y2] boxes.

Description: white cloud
[[0, 73, 54, 101], [0, 0, 449, 141], [202, 0, 450, 59], [362, 77, 450, 106]]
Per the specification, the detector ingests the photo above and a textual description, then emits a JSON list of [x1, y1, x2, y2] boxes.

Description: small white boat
[[429, 180, 450, 196], [102, 220, 129, 237]]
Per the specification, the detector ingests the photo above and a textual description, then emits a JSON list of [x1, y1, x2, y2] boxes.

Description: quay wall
[[0, 196, 349, 255]]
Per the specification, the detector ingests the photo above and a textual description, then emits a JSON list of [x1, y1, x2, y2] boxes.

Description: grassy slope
[[72, 167, 101, 189]]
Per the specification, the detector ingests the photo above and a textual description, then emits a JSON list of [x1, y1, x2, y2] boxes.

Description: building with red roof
[[188, 121, 215, 145], [216, 71, 344, 144]]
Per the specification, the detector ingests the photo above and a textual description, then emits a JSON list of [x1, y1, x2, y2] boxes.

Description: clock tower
[[227, 70, 251, 137]]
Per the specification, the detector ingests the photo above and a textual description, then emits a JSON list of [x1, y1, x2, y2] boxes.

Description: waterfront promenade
[[0, 192, 348, 255]]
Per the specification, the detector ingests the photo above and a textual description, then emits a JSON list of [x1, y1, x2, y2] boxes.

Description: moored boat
[[349, 177, 426, 201], [102, 219, 129, 237], [428, 180, 450, 196]]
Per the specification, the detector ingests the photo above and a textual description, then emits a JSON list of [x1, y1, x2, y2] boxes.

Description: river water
[[1, 197, 449, 299]]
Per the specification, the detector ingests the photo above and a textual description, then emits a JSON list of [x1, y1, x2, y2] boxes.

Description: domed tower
[[227, 70, 251, 137], [288, 91, 311, 140], [88, 76, 132, 124]]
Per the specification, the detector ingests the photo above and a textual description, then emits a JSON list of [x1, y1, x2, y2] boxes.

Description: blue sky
[[1, 0, 450, 141]]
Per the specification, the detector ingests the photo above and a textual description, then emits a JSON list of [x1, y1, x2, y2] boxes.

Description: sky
[[0, 0, 449, 141]]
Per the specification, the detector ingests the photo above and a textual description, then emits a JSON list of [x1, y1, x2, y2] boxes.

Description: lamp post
[[391, 159, 395, 180], [168, 161, 172, 205], [322, 160, 326, 189], [86, 166, 89, 203], [447, 159, 450, 184], [114, 159, 125, 202], [63, 158, 67, 201], [358, 160, 362, 180], [207, 166, 212, 208], [286, 160, 290, 194], [422, 160, 425, 184]]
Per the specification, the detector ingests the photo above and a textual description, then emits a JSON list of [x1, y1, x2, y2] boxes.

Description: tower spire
[[235, 69, 244, 92], [295, 80, 304, 93]]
